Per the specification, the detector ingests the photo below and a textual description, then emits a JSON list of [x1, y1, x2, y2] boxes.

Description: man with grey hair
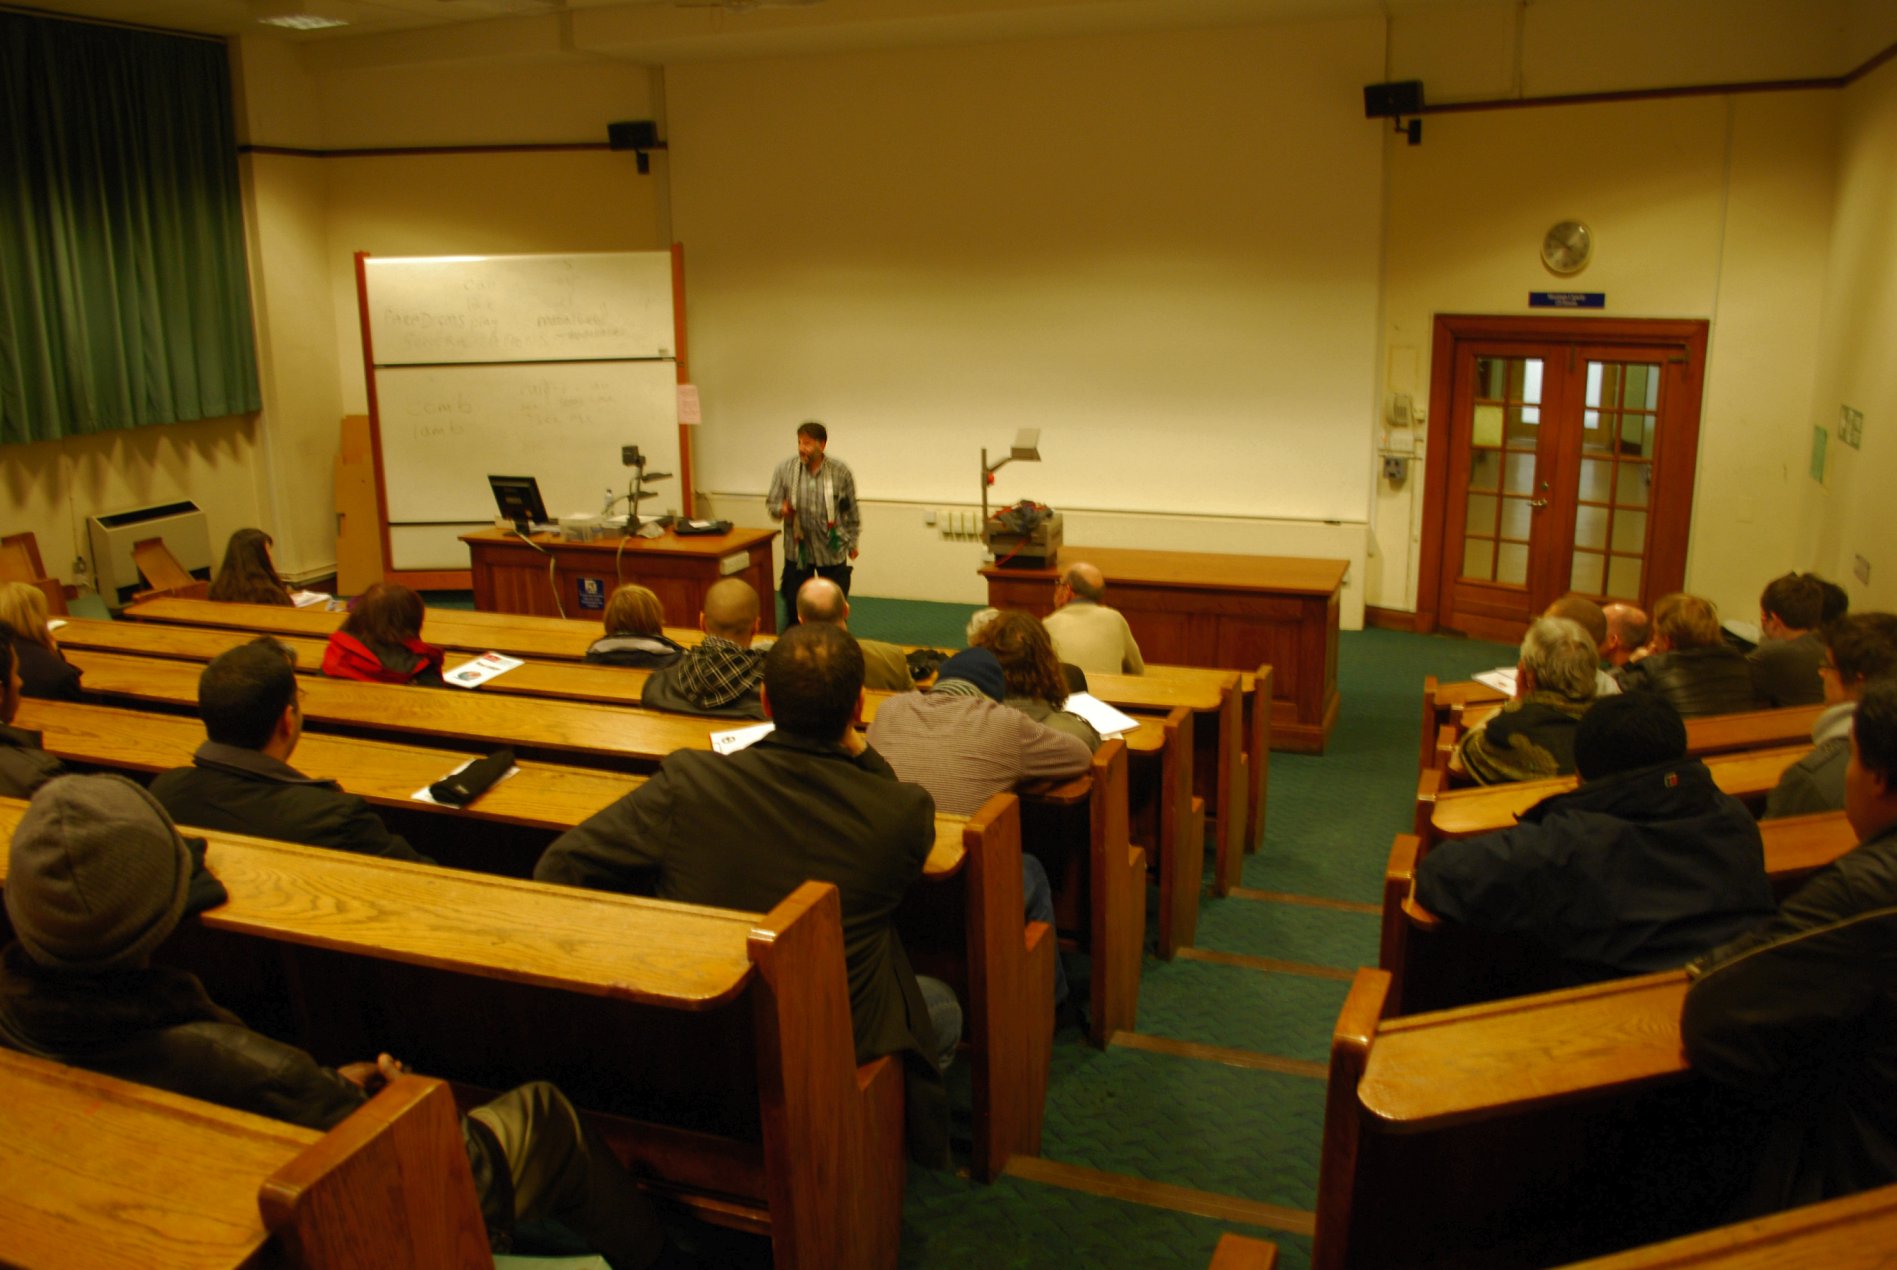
[[795, 576, 914, 693], [1450, 615, 1599, 784], [1043, 562, 1144, 676]]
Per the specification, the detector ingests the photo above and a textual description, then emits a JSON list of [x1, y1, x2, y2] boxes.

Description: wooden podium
[[462, 526, 778, 630], [980, 545, 1347, 753]]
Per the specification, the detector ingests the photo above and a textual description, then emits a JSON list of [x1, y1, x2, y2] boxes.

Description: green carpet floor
[[421, 590, 1515, 1267]]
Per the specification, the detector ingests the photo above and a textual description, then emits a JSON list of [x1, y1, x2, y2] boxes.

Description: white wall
[[667, 17, 1384, 623]]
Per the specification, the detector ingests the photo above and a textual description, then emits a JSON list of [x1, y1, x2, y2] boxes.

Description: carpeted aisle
[[847, 602, 1514, 1270]]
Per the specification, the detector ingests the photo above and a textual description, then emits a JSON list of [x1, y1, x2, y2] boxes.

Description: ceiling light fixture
[[249, 0, 349, 30]]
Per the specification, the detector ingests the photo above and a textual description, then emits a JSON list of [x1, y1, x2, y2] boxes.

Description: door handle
[[1529, 498, 1549, 509]]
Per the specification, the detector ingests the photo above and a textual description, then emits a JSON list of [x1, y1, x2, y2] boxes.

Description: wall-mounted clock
[[1541, 220, 1593, 275]]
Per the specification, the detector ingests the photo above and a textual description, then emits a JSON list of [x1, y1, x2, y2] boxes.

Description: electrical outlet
[[1856, 555, 1872, 585], [72, 555, 88, 576]]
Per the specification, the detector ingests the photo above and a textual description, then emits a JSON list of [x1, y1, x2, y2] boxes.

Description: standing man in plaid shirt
[[768, 420, 859, 628]]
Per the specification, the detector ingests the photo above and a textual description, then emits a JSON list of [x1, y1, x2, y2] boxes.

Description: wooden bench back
[[9, 697, 1062, 1184], [0, 532, 67, 616], [0, 801, 904, 1269], [1314, 968, 1757, 1268], [1416, 744, 1809, 848]]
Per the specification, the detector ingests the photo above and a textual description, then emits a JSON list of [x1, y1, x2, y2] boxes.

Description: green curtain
[[0, 11, 261, 444]]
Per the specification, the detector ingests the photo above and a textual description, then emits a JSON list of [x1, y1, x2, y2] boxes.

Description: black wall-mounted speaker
[[1362, 81, 1424, 119], [607, 120, 660, 150]]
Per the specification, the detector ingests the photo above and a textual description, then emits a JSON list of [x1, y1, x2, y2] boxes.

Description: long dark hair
[[209, 528, 291, 605], [972, 609, 1067, 707], [341, 583, 425, 648]]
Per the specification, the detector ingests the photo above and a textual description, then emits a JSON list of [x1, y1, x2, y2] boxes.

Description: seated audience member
[[1819, 578, 1850, 624], [971, 609, 1101, 750], [152, 638, 431, 862], [796, 576, 914, 692], [1543, 593, 1620, 696], [1450, 616, 1597, 785], [0, 775, 672, 1267], [1683, 675, 1897, 1213], [0, 581, 81, 700], [537, 623, 956, 1164], [0, 623, 64, 797], [867, 646, 1089, 1011], [1764, 613, 1897, 818], [584, 584, 684, 669], [1601, 601, 1651, 669], [1614, 593, 1759, 717], [1750, 571, 1832, 707], [639, 578, 767, 719], [321, 583, 444, 686], [971, 605, 1087, 696], [1416, 692, 1775, 990], [207, 527, 294, 606], [1044, 562, 1144, 676]]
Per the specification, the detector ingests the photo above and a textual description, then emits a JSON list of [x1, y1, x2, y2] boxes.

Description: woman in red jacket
[[321, 583, 444, 685]]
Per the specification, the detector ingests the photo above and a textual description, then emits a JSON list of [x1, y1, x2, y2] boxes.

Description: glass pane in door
[[1581, 360, 1661, 602], [1462, 356, 1542, 585]]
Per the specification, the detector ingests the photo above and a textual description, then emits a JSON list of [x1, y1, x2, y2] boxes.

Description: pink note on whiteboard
[[677, 384, 702, 425]]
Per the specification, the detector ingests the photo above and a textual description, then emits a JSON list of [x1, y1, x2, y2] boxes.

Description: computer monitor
[[488, 475, 549, 530]]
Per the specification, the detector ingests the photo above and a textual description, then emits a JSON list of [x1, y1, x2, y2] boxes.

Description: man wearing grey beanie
[[0, 774, 676, 1269]]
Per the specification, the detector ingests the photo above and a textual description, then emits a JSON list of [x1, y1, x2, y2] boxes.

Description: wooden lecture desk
[[460, 524, 777, 630], [980, 545, 1347, 753]]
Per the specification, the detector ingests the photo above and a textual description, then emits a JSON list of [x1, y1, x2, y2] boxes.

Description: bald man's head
[[702, 578, 761, 644], [796, 577, 850, 626], [1060, 562, 1106, 604]]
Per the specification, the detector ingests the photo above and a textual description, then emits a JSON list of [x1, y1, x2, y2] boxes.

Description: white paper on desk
[[1474, 667, 1517, 695], [47, 618, 67, 631], [711, 722, 774, 755], [443, 652, 524, 689], [1061, 692, 1140, 739], [290, 590, 331, 608], [410, 756, 520, 805]]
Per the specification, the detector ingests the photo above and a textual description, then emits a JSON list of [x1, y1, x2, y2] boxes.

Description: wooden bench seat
[[1315, 968, 1759, 1268], [1552, 1179, 1897, 1268], [56, 644, 1151, 1051], [0, 1047, 491, 1268], [0, 802, 907, 1268], [1377, 812, 1859, 1014], [1433, 699, 1825, 779], [1208, 1232, 1280, 1268], [10, 697, 1052, 1183], [1414, 745, 1810, 848], [123, 596, 1272, 867], [57, 618, 1205, 959]]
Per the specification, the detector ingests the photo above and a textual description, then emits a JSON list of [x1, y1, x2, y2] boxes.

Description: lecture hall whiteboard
[[359, 252, 682, 574]]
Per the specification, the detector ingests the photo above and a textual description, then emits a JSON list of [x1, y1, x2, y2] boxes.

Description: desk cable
[[509, 528, 568, 620]]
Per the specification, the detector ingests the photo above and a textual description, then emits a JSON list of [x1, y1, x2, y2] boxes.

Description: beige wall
[[671, 18, 1384, 618], [9, 1, 1892, 622], [1800, 59, 1897, 609], [232, 41, 666, 580], [1371, 0, 1864, 623]]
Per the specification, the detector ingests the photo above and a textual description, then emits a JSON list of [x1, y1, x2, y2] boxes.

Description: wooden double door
[[1419, 316, 1709, 642]]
